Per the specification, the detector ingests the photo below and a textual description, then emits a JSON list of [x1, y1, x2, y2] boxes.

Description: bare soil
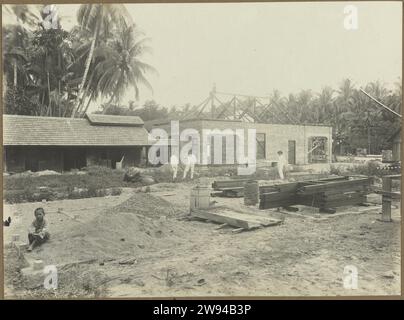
[[3, 180, 401, 298]]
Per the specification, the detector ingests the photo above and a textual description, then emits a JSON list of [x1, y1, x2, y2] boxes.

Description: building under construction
[[151, 118, 333, 165], [151, 87, 333, 165]]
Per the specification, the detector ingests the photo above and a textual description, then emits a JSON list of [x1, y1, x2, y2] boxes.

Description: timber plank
[[191, 206, 281, 229], [260, 191, 295, 202], [192, 209, 253, 229], [297, 178, 373, 195]]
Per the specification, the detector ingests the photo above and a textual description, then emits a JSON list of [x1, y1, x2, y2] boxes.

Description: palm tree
[[315, 86, 334, 124], [85, 23, 155, 116], [331, 79, 356, 154], [3, 25, 30, 88], [3, 4, 42, 30], [71, 4, 132, 117], [296, 90, 313, 123]]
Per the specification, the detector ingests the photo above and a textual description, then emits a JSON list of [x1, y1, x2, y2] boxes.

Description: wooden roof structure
[[3, 114, 150, 146]]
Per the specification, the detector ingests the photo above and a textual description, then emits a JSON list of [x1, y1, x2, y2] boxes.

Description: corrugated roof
[[86, 113, 144, 126], [3, 115, 150, 146]]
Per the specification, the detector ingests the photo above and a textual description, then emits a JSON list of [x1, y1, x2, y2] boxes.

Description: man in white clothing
[[277, 150, 287, 180], [170, 154, 179, 180], [183, 153, 197, 179]]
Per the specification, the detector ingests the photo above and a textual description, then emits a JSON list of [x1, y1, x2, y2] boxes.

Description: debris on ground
[[124, 167, 155, 185], [123, 167, 143, 182]]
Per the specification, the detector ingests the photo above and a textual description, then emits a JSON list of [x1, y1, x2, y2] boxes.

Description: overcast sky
[[3, 2, 402, 111]]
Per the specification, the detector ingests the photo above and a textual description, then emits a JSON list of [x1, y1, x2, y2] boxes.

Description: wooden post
[[381, 176, 392, 222]]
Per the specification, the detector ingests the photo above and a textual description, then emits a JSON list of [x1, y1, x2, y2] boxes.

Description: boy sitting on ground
[[27, 207, 50, 252]]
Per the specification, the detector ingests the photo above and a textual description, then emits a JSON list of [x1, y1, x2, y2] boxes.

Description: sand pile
[[28, 194, 186, 264], [111, 193, 184, 218]]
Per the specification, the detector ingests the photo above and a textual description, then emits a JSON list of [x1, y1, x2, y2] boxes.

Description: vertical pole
[[381, 176, 392, 222]]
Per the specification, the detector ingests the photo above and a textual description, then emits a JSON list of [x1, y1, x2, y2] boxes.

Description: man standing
[[170, 153, 179, 180], [183, 152, 197, 179], [277, 150, 287, 180]]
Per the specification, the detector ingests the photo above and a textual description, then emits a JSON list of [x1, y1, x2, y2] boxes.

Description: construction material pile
[[259, 176, 373, 213], [211, 179, 249, 197]]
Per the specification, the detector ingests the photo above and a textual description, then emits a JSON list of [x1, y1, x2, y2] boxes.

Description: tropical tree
[[71, 4, 133, 117], [3, 25, 30, 88], [314, 86, 334, 124], [3, 4, 42, 29], [84, 23, 155, 115], [26, 28, 74, 116]]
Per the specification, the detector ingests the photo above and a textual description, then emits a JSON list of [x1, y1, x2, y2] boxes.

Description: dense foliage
[[3, 5, 401, 155], [3, 4, 154, 118]]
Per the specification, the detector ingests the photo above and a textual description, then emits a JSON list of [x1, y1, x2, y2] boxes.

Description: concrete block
[[21, 266, 45, 289]]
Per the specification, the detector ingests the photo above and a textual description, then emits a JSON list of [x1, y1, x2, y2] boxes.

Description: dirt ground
[[3, 179, 401, 298]]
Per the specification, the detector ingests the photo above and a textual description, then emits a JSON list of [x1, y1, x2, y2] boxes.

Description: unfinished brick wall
[[152, 119, 332, 165]]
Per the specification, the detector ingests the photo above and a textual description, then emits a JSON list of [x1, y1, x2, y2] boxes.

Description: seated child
[[27, 207, 50, 252]]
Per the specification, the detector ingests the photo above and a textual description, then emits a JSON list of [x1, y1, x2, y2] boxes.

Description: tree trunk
[[58, 80, 61, 117], [76, 73, 93, 116], [13, 59, 17, 88], [71, 19, 100, 118], [47, 72, 52, 116], [81, 95, 93, 116]]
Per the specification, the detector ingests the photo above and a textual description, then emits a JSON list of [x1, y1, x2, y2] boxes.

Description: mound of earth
[[26, 193, 187, 265], [111, 193, 184, 218]]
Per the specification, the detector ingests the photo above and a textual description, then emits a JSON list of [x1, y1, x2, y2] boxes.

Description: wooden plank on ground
[[192, 209, 258, 229], [191, 207, 281, 229]]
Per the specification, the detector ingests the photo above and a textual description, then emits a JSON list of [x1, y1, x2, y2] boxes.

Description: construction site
[[2, 1, 402, 300], [3, 88, 402, 298]]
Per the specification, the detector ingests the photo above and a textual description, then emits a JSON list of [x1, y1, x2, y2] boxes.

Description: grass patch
[[4, 166, 128, 203]]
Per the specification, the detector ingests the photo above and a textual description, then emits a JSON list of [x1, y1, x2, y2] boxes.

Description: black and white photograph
[[1, 1, 402, 299]]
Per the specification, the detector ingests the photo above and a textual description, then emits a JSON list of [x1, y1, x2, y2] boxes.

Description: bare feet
[[27, 239, 36, 252]]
